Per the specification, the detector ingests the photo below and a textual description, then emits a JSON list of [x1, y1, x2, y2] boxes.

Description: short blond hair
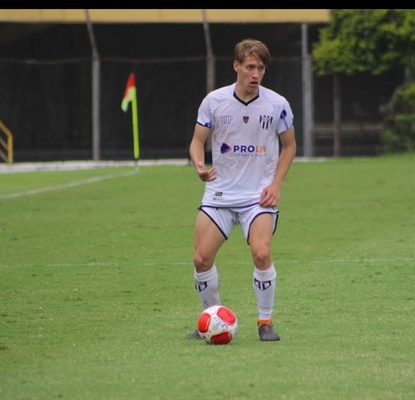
[[234, 38, 271, 66]]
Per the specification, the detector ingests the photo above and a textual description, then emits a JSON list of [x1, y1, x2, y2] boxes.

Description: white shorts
[[198, 203, 279, 242]]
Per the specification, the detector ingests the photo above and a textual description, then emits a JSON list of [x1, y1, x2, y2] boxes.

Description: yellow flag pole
[[131, 87, 139, 171], [121, 73, 140, 171]]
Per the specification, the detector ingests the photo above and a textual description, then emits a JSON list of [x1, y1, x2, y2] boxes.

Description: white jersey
[[197, 83, 294, 207]]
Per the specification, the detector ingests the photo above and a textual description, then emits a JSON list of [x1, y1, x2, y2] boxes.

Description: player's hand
[[196, 161, 217, 182], [259, 185, 280, 208]]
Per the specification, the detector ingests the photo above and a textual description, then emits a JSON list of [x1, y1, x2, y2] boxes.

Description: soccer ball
[[197, 305, 238, 345]]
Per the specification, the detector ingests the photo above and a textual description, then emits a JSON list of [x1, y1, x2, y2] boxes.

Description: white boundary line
[[0, 157, 330, 174], [0, 159, 191, 174], [0, 258, 413, 268], [0, 170, 138, 199], [0, 157, 332, 199]]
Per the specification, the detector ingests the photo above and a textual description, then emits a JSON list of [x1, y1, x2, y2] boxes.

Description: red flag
[[121, 73, 136, 112]]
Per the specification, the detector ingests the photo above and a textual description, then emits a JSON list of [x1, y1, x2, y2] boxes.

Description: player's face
[[234, 55, 266, 94]]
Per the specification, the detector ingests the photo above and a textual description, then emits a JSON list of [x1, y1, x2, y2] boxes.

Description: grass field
[[0, 153, 414, 400]]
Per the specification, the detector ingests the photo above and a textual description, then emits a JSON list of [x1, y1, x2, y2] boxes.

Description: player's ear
[[233, 61, 239, 73]]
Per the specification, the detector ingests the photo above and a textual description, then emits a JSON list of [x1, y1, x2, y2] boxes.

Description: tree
[[312, 9, 415, 155]]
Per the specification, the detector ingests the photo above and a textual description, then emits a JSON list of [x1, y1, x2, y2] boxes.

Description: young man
[[187, 38, 297, 341]]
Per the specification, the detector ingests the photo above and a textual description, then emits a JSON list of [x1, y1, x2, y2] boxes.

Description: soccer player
[[186, 38, 297, 341]]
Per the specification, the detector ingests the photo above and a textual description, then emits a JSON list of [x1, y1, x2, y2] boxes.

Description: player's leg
[[246, 209, 280, 341], [186, 209, 228, 339], [192, 209, 227, 309]]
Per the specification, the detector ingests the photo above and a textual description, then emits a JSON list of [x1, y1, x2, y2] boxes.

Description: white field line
[[0, 258, 413, 269], [0, 157, 331, 199], [0, 157, 329, 175], [0, 159, 191, 174], [0, 170, 137, 199]]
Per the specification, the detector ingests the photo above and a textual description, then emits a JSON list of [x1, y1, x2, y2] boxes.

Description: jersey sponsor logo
[[243, 116, 249, 123], [259, 115, 273, 129], [220, 115, 233, 124], [220, 143, 232, 153], [220, 142, 267, 155]]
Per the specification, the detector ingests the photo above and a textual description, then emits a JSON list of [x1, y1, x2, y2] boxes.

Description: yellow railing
[[0, 120, 13, 164]]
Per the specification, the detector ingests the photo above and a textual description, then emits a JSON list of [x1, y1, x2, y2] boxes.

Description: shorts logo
[[259, 115, 273, 129]]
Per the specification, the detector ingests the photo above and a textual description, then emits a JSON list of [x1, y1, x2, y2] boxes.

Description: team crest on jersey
[[259, 115, 273, 129], [243, 116, 249, 123]]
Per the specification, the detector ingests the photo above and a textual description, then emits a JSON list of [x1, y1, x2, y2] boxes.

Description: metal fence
[[0, 54, 404, 162]]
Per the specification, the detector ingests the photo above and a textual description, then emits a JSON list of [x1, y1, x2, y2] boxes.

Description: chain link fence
[[0, 24, 405, 162]]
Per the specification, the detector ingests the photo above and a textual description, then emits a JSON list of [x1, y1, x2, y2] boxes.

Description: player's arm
[[259, 125, 296, 207], [273, 125, 297, 190], [189, 123, 217, 182]]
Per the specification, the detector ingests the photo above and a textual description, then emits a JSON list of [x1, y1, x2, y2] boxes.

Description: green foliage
[[312, 9, 415, 76], [312, 10, 415, 154], [0, 158, 414, 399], [380, 81, 415, 152]]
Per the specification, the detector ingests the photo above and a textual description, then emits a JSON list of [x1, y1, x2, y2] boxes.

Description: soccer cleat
[[185, 329, 201, 339], [258, 320, 280, 341]]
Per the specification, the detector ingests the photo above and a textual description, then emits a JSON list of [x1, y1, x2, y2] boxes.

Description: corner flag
[[121, 73, 140, 161]]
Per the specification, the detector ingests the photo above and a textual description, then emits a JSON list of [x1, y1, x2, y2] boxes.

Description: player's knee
[[252, 248, 271, 269], [193, 252, 214, 272]]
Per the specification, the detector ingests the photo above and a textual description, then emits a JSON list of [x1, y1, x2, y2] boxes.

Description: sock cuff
[[194, 265, 218, 281], [253, 265, 276, 281]]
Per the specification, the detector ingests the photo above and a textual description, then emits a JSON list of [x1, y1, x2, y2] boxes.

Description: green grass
[[1, 154, 414, 400]]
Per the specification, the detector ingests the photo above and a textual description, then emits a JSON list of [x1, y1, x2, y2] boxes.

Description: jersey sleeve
[[196, 95, 214, 129], [276, 98, 294, 134]]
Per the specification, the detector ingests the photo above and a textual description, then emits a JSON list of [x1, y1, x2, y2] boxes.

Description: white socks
[[193, 264, 277, 319], [194, 265, 220, 309], [253, 265, 277, 320]]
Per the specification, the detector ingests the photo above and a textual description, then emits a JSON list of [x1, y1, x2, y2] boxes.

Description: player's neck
[[234, 83, 259, 103]]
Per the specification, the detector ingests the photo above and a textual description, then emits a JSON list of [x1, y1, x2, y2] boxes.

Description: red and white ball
[[197, 305, 238, 345]]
